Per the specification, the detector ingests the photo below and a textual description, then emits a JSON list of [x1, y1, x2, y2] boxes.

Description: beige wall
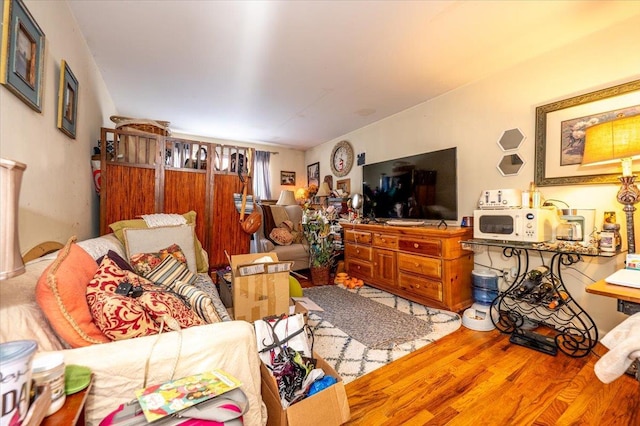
[[306, 16, 640, 334], [0, 0, 116, 252]]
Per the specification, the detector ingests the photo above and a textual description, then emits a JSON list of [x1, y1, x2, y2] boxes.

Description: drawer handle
[[381, 238, 386, 242], [356, 249, 360, 254], [414, 243, 420, 248], [414, 263, 420, 268]]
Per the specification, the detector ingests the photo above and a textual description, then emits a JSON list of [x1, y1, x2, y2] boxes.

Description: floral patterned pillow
[[129, 244, 188, 276], [87, 257, 204, 341]]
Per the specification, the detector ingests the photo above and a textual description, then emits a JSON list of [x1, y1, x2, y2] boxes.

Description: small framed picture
[[0, 0, 46, 111], [307, 162, 319, 186], [57, 60, 79, 138], [280, 170, 296, 185], [336, 178, 351, 195]]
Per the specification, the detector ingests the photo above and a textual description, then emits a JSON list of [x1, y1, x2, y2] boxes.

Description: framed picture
[[57, 60, 79, 138], [0, 0, 46, 112], [307, 162, 319, 187], [280, 170, 295, 186], [336, 178, 351, 195], [534, 79, 640, 186]]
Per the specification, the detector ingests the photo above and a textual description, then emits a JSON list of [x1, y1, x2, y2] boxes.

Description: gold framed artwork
[[0, 0, 46, 112], [336, 178, 351, 195], [534, 79, 640, 186], [57, 60, 79, 138]]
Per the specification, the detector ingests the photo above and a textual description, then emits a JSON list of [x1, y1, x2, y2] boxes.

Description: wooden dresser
[[341, 223, 474, 312]]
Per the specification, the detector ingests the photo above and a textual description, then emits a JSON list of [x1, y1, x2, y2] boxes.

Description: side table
[[42, 376, 93, 426], [586, 279, 640, 315]]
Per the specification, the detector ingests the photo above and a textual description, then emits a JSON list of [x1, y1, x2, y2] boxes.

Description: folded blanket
[[594, 312, 640, 383], [141, 213, 187, 228]]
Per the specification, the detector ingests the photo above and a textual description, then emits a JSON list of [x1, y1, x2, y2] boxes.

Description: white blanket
[[141, 213, 187, 228], [594, 312, 640, 383], [59, 321, 266, 425]]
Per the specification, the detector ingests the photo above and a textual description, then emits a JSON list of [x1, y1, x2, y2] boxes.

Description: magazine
[[134, 370, 242, 422]]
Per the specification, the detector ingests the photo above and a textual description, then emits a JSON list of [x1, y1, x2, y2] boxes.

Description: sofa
[[0, 233, 266, 426], [253, 203, 310, 271]]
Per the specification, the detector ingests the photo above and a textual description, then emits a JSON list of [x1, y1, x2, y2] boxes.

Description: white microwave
[[473, 208, 557, 242]]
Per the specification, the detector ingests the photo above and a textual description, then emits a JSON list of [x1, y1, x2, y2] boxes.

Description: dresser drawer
[[399, 237, 441, 257], [398, 271, 443, 303], [344, 230, 372, 245], [397, 252, 441, 280], [346, 259, 373, 280], [373, 233, 399, 249], [345, 243, 372, 261]]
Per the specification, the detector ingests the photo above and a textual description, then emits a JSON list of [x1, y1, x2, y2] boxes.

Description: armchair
[[252, 204, 309, 271]]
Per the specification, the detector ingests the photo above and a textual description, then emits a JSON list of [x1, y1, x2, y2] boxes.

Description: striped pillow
[[144, 254, 196, 286], [145, 256, 220, 324]]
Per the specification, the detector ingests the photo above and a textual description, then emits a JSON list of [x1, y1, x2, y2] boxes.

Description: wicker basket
[[110, 115, 171, 136]]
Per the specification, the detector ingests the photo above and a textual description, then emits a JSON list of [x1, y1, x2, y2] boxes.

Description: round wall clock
[[330, 140, 354, 177]]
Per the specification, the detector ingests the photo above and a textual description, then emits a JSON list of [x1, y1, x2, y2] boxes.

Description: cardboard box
[[261, 353, 350, 426], [231, 253, 292, 322], [289, 299, 309, 323]]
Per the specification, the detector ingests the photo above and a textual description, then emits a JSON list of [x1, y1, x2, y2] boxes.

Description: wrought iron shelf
[[463, 239, 607, 358]]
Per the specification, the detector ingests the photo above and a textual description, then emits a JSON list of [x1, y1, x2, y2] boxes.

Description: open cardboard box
[[261, 352, 350, 426], [230, 253, 292, 322], [228, 299, 308, 322]]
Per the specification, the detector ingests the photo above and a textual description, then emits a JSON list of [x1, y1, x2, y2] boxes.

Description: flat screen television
[[362, 147, 458, 222]]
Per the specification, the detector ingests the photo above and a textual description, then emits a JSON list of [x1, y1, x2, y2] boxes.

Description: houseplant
[[302, 205, 338, 285]]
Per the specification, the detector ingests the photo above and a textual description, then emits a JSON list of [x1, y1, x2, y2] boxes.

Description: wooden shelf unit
[[341, 223, 474, 312]]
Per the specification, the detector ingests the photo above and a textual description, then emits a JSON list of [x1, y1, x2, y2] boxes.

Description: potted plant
[[302, 205, 338, 285]]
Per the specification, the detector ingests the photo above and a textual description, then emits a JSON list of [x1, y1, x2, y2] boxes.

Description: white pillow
[[77, 233, 126, 260], [123, 225, 197, 273]]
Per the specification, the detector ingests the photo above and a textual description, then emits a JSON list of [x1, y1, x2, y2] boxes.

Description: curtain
[[254, 150, 271, 201]]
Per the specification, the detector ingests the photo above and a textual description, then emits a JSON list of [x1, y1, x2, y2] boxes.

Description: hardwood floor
[[344, 327, 639, 425]]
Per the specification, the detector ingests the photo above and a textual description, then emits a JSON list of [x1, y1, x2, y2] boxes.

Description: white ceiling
[[68, 0, 640, 150]]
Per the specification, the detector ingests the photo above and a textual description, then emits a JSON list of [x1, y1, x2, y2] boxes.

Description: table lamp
[[295, 187, 308, 204], [0, 158, 27, 280], [316, 182, 331, 206], [583, 115, 640, 253], [276, 189, 297, 206]]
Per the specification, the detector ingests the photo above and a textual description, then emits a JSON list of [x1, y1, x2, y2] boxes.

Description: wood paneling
[[99, 128, 252, 269], [209, 174, 251, 268], [345, 327, 640, 425], [163, 169, 207, 246], [100, 164, 157, 234]]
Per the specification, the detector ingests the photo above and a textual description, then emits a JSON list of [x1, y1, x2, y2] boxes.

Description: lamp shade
[[583, 115, 640, 166], [316, 182, 331, 197], [0, 158, 27, 280], [295, 187, 307, 201], [276, 190, 297, 206]]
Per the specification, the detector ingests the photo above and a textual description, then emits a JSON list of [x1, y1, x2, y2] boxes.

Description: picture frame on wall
[[534, 79, 640, 186], [307, 162, 319, 187], [336, 178, 351, 195], [57, 60, 79, 138], [0, 0, 46, 112], [280, 170, 295, 185]]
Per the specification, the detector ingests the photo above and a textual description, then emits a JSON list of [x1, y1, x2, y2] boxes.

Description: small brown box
[[231, 253, 292, 322]]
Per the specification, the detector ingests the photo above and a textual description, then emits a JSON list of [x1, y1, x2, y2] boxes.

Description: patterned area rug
[[304, 285, 461, 384]]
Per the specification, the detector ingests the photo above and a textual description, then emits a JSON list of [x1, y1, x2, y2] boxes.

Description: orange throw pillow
[[36, 236, 110, 347]]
